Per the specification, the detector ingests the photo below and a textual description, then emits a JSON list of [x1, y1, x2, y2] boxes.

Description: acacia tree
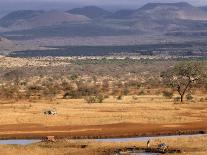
[[161, 62, 204, 102]]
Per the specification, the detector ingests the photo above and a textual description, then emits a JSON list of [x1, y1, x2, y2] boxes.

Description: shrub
[[63, 90, 80, 99], [70, 74, 78, 80], [117, 95, 122, 100], [26, 85, 43, 99], [122, 87, 129, 96], [85, 96, 96, 104], [138, 90, 145, 95], [174, 97, 180, 102], [84, 94, 105, 104], [127, 80, 141, 89], [186, 94, 193, 101], [0, 85, 21, 100], [96, 94, 104, 103], [162, 90, 173, 99]]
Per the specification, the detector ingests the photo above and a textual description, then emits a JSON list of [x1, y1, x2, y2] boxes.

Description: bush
[[26, 85, 43, 99], [96, 94, 104, 103], [70, 74, 78, 80], [63, 90, 80, 99], [0, 85, 21, 100], [138, 90, 145, 95], [174, 97, 180, 102], [76, 82, 99, 96], [117, 95, 122, 100], [122, 87, 129, 96], [84, 94, 104, 104], [162, 90, 173, 99], [186, 94, 193, 101], [85, 96, 96, 104]]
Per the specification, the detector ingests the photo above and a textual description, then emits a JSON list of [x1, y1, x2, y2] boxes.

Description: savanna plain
[[0, 56, 207, 154]]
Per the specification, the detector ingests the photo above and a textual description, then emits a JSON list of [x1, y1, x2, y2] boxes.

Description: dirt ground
[[0, 95, 207, 139]]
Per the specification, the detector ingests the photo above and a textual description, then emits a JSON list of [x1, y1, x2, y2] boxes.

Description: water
[[0, 133, 206, 145], [0, 139, 41, 145]]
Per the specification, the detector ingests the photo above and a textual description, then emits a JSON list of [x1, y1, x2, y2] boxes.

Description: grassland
[[0, 56, 207, 154], [0, 95, 207, 139]]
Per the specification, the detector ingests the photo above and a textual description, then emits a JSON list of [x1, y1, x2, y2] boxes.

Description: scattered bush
[[186, 94, 193, 101], [96, 94, 104, 103], [162, 90, 173, 99], [138, 90, 145, 95], [84, 94, 104, 103], [85, 96, 96, 104], [174, 97, 180, 102], [117, 95, 122, 100]]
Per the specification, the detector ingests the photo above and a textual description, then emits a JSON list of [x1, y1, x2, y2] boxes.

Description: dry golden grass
[[0, 95, 207, 154], [0, 95, 206, 127]]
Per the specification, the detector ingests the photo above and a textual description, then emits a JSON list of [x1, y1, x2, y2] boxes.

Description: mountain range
[[1, 2, 207, 39]]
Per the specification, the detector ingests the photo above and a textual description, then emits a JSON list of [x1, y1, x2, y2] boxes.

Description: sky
[[0, 0, 207, 14], [2, 0, 207, 6]]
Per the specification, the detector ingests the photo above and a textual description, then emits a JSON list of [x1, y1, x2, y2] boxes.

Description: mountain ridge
[[67, 6, 111, 18], [1, 2, 207, 38]]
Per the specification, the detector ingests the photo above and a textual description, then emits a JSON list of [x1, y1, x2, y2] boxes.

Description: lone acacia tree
[[161, 62, 204, 103]]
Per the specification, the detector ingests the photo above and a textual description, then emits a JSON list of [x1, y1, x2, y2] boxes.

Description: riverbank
[[1, 134, 207, 155]]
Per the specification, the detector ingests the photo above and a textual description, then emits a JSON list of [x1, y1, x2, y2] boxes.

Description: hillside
[[132, 2, 207, 21], [1, 2, 207, 44], [0, 10, 90, 30], [68, 6, 111, 18], [0, 10, 44, 27]]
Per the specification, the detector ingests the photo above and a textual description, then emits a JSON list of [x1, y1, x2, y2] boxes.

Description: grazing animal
[[44, 109, 57, 115], [147, 139, 151, 148], [157, 143, 168, 152], [46, 136, 55, 142]]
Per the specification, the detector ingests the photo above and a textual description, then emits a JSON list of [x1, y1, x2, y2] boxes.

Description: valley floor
[[0, 95, 207, 139]]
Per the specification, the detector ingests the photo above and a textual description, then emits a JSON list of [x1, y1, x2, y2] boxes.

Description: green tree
[[161, 62, 204, 102]]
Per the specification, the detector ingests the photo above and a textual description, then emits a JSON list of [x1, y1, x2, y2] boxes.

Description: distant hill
[[1, 2, 207, 39], [110, 9, 136, 19], [200, 6, 207, 12], [0, 10, 44, 27], [0, 10, 90, 30], [132, 2, 207, 21], [68, 6, 111, 18]]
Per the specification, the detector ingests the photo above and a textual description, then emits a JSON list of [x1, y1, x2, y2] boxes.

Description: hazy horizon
[[0, 0, 207, 18]]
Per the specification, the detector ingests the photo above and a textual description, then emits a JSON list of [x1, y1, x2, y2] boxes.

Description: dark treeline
[[8, 42, 207, 57]]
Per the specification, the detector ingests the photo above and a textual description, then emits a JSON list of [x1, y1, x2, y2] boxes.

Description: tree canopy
[[161, 61, 205, 102]]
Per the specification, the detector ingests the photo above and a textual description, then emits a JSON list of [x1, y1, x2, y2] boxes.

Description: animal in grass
[[42, 136, 56, 142], [44, 109, 57, 115], [147, 139, 151, 148], [157, 143, 168, 152], [114, 149, 121, 155]]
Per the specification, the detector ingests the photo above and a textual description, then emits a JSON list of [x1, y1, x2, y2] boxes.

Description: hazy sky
[[0, 0, 207, 14], [2, 0, 207, 5]]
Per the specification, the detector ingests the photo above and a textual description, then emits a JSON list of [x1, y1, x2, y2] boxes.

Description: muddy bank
[[0, 122, 206, 140], [115, 147, 181, 154]]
